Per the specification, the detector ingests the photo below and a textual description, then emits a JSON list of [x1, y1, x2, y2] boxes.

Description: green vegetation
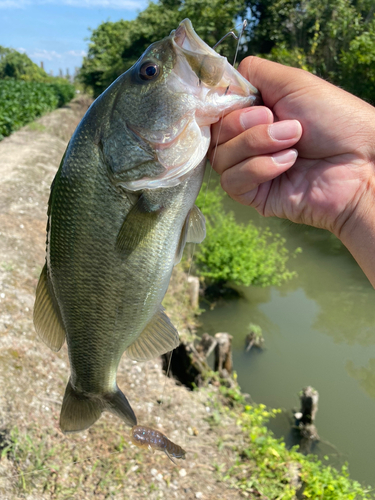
[[0, 47, 75, 140], [0, 45, 47, 82], [194, 184, 300, 287], [246, 0, 375, 103], [0, 80, 75, 140], [79, 0, 375, 104], [214, 382, 373, 499], [79, 0, 245, 97]]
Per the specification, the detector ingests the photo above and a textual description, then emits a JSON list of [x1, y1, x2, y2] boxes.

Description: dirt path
[[0, 99, 244, 499]]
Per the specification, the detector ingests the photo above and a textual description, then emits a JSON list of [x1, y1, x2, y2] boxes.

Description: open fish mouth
[[172, 19, 258, 97], [123, 19, 259, 192]]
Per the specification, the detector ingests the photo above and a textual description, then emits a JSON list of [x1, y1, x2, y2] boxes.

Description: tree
[[0, 48, 48, 82], [79, 0, 245, 97], [339, 18, 375, 102], [244, 0, 375, 103]]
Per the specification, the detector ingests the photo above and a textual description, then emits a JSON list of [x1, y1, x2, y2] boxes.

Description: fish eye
[[139, 62, 160, 81]]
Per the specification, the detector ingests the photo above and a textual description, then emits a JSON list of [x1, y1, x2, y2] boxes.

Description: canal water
[[197, 177, 375, 488]]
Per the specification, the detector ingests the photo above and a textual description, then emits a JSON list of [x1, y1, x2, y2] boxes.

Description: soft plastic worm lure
[[131, 425, 186, 464]]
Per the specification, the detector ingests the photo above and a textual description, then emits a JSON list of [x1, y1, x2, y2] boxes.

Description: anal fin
[[125, 307, 179, 361], [33, 263, 66, 352]]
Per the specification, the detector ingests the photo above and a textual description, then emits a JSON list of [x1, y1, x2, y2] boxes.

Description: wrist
[[337, 170, 375, 287]]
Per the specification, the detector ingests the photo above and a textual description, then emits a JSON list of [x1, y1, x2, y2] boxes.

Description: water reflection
[[347, 359, 375, 399]]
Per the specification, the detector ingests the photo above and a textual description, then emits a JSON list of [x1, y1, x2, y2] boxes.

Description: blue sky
[[0, 0, 148, 77]]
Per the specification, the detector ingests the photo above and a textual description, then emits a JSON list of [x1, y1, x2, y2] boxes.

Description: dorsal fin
[[33, 264, 66, 352]]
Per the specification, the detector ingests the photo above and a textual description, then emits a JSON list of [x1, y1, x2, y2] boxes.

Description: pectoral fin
[[186, 205, 206, 244], [116, 194, 162, 256], [174, 205, 206, 265], [33, 264, 66, 352], [125, 307, 179, 361]]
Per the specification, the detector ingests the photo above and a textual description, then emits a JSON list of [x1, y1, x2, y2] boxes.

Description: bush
[[0, 80, 75, 140], [194, 185, 299, 287], [49, 81, 76, 107]]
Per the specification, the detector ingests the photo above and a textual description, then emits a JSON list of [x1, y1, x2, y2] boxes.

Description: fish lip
[[172, 18, 223, 58], [171, 18, 258, 97]]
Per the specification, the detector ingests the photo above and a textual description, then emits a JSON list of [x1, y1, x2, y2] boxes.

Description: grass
[[208, 381, 374, 499], [27, 122, 47, 132]]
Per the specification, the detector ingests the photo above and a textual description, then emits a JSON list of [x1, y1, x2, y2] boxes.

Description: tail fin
[[60, 379, 102, 433], [59, 380, 137, 434], [103, 387, 137, 427]]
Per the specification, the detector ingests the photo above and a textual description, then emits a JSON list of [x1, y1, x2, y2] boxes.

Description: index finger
[[210, 106, 274, 148]]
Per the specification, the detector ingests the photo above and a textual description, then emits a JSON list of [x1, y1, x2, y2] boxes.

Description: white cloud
[[66, 49, 87, 57], [0, 0, 145, 8], [28, 49, 62, 60], [24, 48, 87, 61]]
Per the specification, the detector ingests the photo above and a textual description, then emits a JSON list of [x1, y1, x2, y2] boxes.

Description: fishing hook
[[212, 19, 247, 50]]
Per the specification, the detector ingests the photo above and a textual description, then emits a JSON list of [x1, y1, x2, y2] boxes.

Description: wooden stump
[[245, 324, 265, 352], [196, 333, 217, 359], [294, 386, 320, 452], [214, 332, 233, 378], [162, 332, 235, 388], [187, 276, 200, 309]]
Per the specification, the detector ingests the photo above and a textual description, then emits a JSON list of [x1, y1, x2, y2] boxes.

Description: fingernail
[[269, 120, 301, 141], [272, 149, 298, 165], [240, 107, 271, 130]]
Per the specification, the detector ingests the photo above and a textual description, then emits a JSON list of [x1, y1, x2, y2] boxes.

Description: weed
[[27, 122, 46, 132]]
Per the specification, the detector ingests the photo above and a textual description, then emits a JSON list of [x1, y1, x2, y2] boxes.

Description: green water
[[197, 179, 375, 488]]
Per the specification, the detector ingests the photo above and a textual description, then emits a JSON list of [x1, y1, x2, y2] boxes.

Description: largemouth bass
[[33, 19, 258, 433]]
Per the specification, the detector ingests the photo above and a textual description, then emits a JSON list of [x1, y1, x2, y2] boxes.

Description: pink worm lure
[[131, 425, 186, 464]]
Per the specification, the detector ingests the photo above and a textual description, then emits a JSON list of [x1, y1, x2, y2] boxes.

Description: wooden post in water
[[214, 332, 233, 377], [294, 386, 320, 453]]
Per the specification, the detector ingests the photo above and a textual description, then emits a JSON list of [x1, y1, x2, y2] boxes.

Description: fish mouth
[[172, 19, 258, 96], [123, 20, 259, 192], [173, 19, 221, 59]]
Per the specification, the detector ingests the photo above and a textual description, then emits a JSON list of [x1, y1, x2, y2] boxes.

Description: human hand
[[210, 57, 375, 241]]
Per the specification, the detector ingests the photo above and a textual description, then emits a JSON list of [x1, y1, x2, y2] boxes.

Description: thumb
[[238, 56, 318, 109]]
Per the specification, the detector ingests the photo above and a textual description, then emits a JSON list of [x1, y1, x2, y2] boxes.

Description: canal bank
[[197, 175, 375, 489]]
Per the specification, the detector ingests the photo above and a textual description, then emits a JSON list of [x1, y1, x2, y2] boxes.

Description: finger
[[220, 149, 298, 197], [211, 120, 302, 174], [210, 106, 274, 147], [238, 56, 317, 109]]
